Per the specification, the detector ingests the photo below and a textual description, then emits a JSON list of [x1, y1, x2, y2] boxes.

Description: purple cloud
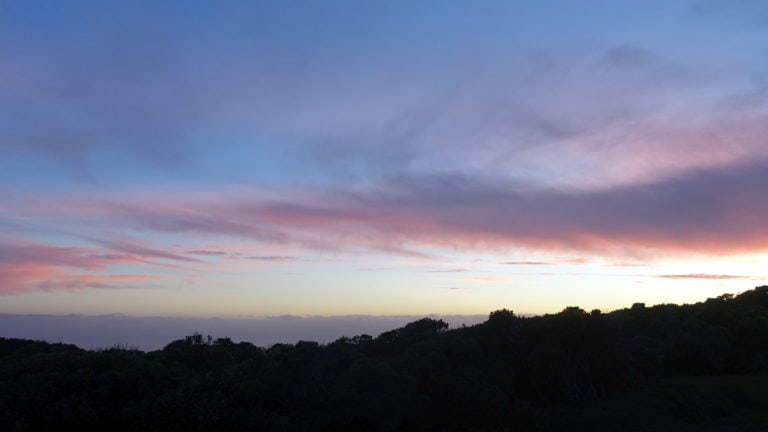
[[246, 256, 295, 262], [186, 250, 230, 257], [7, 157, 768, 261], [80, 236, 199, 263]]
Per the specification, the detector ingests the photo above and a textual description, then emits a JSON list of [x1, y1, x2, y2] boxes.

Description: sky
[[3, 0, 768, 337]]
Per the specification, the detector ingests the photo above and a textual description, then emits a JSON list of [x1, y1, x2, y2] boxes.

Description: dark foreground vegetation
[[3, 287, 768, 431]]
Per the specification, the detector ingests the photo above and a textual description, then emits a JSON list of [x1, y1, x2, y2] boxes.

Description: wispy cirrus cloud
[[3, 1, 768, 194], [656, 274, 750, 280], [34, 273, 165, 292], [0, 238, 141, 270], [186, 250, 230, 257], [0, 237, 175, 294], [3, 3, 768, 305], [6, 157, 768, 262], [425, 269, 471, 273], [0, 257, 163, 295], [79, 236, 199, 263], [246, 256, 295, 262], [499, 259, 591, 266], [194, 159, 768, 257]]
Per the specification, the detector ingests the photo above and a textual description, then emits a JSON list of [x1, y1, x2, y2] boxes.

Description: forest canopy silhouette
[[3, 286, 768, 431]]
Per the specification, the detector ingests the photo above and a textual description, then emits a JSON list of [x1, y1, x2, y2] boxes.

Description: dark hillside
[[2, 286, 768, 431]]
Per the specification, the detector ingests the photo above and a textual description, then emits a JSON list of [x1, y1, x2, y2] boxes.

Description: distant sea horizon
[[0, 313, 489, 351]]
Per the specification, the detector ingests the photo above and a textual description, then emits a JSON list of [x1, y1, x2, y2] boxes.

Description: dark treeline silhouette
[[3, 287, 768, 431]]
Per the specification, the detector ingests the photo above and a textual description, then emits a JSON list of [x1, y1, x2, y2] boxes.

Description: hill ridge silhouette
[[2, 286, 768, 431]]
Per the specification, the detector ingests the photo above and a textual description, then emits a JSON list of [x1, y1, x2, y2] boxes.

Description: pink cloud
[[0, 263, 59, 294], [0, 238, 142, 270], [0, 261, 162, 294], [189, 165, 766, 258], [0, 237, 175, 294], [6, 158, 768, 264]]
